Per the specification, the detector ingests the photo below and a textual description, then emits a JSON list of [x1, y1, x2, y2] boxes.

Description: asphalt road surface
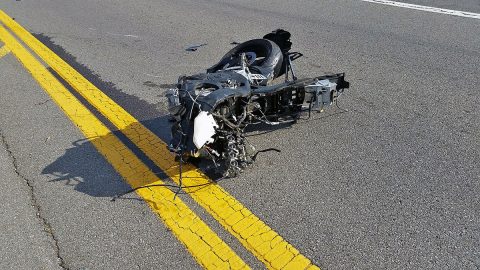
[[0, 0, 479, 269]]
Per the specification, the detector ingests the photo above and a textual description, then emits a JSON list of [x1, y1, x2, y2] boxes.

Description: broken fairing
[[167, 29, 349, 177], [193, 111, 218, 149]]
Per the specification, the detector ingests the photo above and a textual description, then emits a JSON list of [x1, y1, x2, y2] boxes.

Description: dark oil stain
[[143, 81, 176, 89]]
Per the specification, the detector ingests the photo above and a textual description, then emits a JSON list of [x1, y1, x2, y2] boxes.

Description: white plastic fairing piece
[[193, 111, 218, 149]]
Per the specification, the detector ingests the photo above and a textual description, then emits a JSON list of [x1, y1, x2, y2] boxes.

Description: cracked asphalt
[[0, 130, 63, 269], [1, 0, 479, 269]]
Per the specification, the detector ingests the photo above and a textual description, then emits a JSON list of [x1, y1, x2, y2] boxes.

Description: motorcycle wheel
[[207, 39, 284, 80]]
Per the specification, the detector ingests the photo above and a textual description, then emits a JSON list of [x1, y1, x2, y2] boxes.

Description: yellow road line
[[0, 45, 10, 58], [0, 24, 248, 270], [0, 10, 319, 269]]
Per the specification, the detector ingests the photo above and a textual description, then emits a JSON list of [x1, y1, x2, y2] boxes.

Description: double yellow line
[[0, 10, 319, 270], [0, 44, 10, 58]]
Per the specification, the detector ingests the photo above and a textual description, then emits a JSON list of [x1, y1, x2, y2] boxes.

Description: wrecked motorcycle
[[166, 30, 349, 177]]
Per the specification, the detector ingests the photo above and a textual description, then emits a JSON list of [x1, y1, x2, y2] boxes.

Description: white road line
[[360, 0, 480, 20]]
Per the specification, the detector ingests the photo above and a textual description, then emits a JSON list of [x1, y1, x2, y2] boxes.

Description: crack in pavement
[[0, 128, 68, 270]]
